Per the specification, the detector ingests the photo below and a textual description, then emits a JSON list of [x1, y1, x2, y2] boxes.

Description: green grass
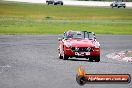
[[0, 1, 132, 34]]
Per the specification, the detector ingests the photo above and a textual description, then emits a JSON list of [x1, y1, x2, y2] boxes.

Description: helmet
[[67, 30, 73, 38]]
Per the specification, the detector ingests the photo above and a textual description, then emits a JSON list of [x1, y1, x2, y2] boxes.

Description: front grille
[[72, 47, 93, 52]]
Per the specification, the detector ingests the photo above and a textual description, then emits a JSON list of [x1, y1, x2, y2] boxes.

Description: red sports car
[[58, 30, 100, 62]]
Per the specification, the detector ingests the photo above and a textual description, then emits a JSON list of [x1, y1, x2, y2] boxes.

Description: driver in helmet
[[67, 31, 73, 38]]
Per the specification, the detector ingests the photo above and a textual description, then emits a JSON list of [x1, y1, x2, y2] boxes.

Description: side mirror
[[94, 37, 96, 41], [92, 32, 95, 36], [91, 32, 96, 41], [58, 34, 63, 41], [58, 37, 62, 41]]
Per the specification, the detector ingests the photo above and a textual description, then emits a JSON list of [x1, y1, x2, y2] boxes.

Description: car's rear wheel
[[61, 3, 63, 5]]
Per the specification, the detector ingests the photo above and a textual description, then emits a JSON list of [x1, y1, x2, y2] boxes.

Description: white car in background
[[110, 1, 126, 8]]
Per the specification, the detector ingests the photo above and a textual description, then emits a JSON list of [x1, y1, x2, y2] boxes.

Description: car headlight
[[65, 41, 71, 48], [95, 42, 100, 48]]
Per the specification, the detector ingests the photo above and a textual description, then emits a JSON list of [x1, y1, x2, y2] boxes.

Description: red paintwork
[[66, 38, 94, 47], [59, 38, 100, 58]]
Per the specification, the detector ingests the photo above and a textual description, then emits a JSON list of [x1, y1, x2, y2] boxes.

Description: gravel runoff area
[[106, 50, 132, 62], [0, 35, 132, 88], [4, 0, 132, 7]]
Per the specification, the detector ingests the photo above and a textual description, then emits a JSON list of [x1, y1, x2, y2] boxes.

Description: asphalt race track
[[0, 35, 132, 88]]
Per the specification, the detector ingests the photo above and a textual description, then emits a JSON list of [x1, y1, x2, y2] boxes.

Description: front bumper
[[64, 47, 100, 57]]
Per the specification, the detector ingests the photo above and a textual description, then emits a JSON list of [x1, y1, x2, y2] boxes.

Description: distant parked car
[[46, 0, 63, 5], [110, 1, 126, 8]]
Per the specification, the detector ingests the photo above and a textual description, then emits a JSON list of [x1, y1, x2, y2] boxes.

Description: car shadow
[[67, 58, 91, 62]]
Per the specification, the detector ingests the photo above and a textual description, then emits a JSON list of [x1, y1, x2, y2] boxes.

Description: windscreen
[[65, 31, 94, 40]]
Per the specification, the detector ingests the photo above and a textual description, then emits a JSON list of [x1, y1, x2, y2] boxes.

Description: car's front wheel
[[94, 56, 100, 62], [46, 1, 49, 5], [89, 57, 94, 62], [63, 53, 69, 60], [54, 3, 57, 5], [59, 53, 63, 59], [89, 56, 100, 62]]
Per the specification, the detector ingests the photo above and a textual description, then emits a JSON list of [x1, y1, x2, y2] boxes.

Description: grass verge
[[0, 1, 132, 34]]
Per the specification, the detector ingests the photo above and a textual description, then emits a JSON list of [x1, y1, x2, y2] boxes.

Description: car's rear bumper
[[118, 5, 126, 7]]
